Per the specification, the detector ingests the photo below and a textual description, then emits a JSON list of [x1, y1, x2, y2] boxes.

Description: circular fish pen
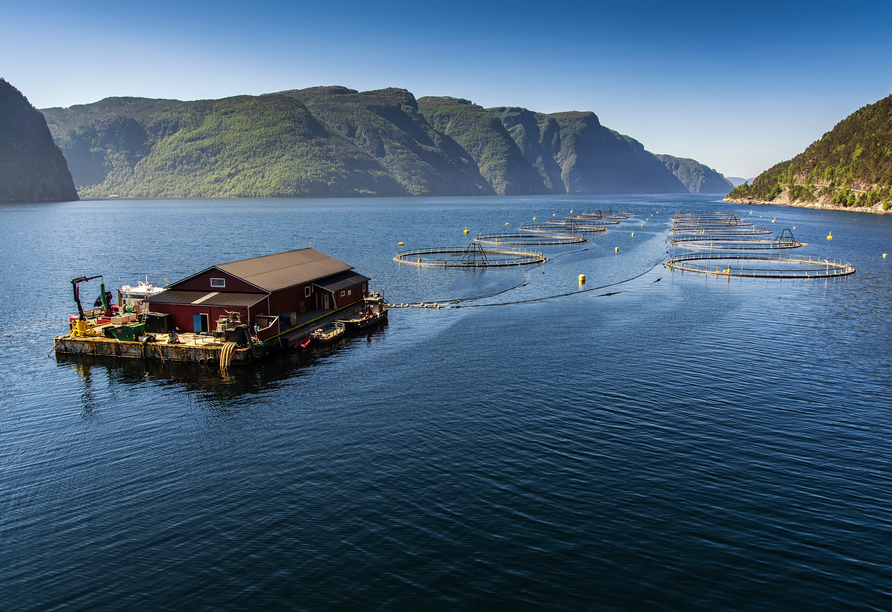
[[474, 233, 585, 246], [394, 243, 546, 267], [672, 226, 772, 236], [670, 229, 806, 250], [666, 253, 855, 278], [564, 215, 621, 225], [520, 223, 607, 235]]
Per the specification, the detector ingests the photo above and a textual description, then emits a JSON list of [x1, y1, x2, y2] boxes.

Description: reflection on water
[[3, 195, 892, 610]]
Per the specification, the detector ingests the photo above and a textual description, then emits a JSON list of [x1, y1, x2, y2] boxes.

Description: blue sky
[[3, 0, 891, 178]]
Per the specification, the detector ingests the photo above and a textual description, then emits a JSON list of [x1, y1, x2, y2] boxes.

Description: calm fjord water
[[1, 195, 891, 610]]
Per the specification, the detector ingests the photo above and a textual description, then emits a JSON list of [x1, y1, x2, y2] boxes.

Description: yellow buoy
[[398, 242, 404, 246], [631, 232, 635, 237], [463, 228, 469, 234], [579, 274, 586, 284], [884, 254, 888, 258], [505, 222, 509, 226], [827, 232, 833, 240], [615, 247, 619, 253], [641, 223, 644, 227], [533, 217, 536, 221], [553, 213, 556, 216]]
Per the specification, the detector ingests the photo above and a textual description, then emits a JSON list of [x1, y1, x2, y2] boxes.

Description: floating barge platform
[[54, 297, 387, 368], [54, 248, 387, 368]]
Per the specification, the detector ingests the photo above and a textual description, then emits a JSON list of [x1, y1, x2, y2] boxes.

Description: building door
[[322, 294, 329, 310], [193, 313, 209, 333]]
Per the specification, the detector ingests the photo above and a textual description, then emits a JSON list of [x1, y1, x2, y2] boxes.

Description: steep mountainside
[[43, 95, 404, 198], [726, 94, 892, 211], [40, 85, 719, 199], [417, 97, 547, 195], [0, 78, 78, 202], [277, 87, 491, 196], [656, 154, 733, 194], [490, 107, 687, 194]]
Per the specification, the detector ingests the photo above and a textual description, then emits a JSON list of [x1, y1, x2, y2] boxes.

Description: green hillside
[[43, 95, 404, 198], [0, 78, 78, 202], [490, 107, 687, 194], [656, 154, 733, 194], [277, 87, 491, 196], [417, 97, 547, 195], [39, 86, 720, 199], [726, 94, 892, 211]]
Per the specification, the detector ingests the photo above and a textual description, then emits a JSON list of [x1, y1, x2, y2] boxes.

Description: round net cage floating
[[564, 215, 621, 225], [672, 226, 772, 236], [473, 232, 585, 246], [666, 253, 855, 279], [520, 222, 607, 234], [394, 242, 547, 267], [670, 229, 806, 250]]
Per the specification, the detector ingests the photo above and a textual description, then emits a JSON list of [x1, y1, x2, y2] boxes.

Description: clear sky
[[3, 0, 891, 178]]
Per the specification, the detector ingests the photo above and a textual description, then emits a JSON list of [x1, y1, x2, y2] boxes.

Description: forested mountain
[[726, 94, 892, 211], [43, 95, 404, 198], [417, 97, 548, 195], [656, 154, 733, 194], [490, 107, 688, 194], [275, 87, 491, 196], [41, 86, 701, 199], [0, 78, 78, 202]]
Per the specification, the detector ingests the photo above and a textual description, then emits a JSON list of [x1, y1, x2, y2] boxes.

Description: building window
[[210, 278, 225, 288], [362, 283, 367, 292], [340, 290, 345, 297], [304, 286, 311, 297], [347, 289, 352, 296]]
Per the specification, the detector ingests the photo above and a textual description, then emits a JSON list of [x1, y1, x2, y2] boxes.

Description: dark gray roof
[[147, 290, 268, 308], [216, 248, 353, 292], [314, 271, 371, 293]]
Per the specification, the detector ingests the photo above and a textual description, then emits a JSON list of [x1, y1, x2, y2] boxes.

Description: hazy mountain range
[[1, 79, 736, 201]]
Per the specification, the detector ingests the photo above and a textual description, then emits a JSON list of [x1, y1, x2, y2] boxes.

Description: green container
[[112, 322, 146, 342]]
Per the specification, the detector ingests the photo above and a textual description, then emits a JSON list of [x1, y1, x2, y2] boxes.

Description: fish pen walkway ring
[[669, 229, 806, 250], [473, 233, 585, 246], [394, 243, 547, 267], [564, 215, 621, 225], [671, 227, 773, 236], [519, 223, 607, 235], [666, 253, 855, 278]]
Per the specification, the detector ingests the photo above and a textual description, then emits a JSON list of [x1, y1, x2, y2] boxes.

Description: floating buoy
[[553, 213, 556, 216], [631, 232, 635, 237], [533, 217, 536, 220], [615, 247, 619, 253], [398, 242, 404, 246], [827, 232, 833, 240], [772, 218, 776, 223], [641, 224, 644, 227], [505, 222, 509, 226], [579, 274, 586, 284], [793, 226, 796, 229], [463, 227, 469, 234], [884, 254, 888, 258]]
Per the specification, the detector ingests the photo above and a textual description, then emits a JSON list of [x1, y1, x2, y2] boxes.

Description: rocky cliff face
[[0, 79, 78, 202], [490, 107, 688, 194]]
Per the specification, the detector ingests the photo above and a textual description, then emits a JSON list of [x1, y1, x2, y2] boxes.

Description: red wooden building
[[146, 248, 370, 333]]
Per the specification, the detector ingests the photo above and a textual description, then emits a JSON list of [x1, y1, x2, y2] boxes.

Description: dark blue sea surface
[[1, 195, 891, 610]]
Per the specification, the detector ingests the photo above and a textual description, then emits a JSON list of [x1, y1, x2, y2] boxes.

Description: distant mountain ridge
[[0, 78, 78, 202], [39, 85, 718, 199], [726, 94, 892, 212], [655, 154, 733, 194]]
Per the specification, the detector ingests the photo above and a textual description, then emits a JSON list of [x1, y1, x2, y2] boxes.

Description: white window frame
[[210, 278, 226, 288], [304, 286, 311, 297]]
